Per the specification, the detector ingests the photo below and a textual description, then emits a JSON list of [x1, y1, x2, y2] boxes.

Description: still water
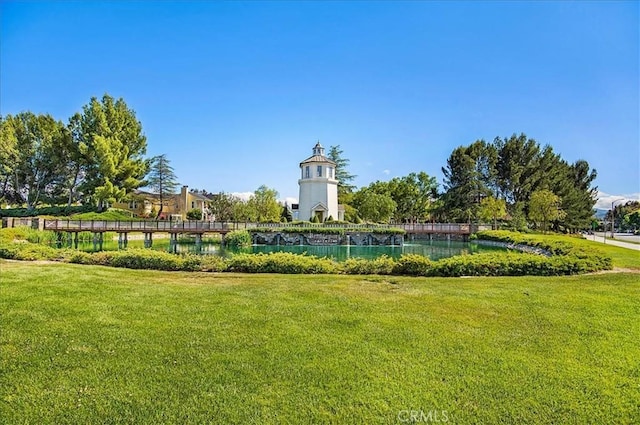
[[63, 237, 503, 261]]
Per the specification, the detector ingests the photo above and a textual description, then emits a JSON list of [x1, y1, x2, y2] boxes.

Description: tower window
[[317, 166, 322, 177], [305, 166, 310, 178]]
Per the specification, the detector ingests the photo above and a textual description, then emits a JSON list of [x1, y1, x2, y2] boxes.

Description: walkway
[[588, 233, 640, 251]]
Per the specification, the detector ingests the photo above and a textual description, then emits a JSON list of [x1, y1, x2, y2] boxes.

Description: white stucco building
[[297, 142, 341, 222]]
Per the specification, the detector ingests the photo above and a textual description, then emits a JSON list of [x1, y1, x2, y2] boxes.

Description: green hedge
[[343, 255, 395, 275], [0, 205, 97, 217], [251, 227, 345, 235], [476, 230, 611, 264], [224, 230, 252, 248], [250, 226, 406, 236], [391, 254, 433, 276], [227, 252, 338, 274]]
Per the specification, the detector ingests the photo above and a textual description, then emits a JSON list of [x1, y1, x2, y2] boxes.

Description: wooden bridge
[[37, 219, 486, 249], [42, 220, 481, 235]]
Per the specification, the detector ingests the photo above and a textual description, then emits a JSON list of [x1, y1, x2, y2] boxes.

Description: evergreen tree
[[70, 94, 148, 209], [146, 154, 179, 217], [443, 133, 597, 231], [441, 140, 496, 222], [281, 202, 293, 222], [327, 145, 357, 197]]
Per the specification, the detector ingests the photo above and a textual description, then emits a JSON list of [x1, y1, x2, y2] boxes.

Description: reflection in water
[[61, 238, 504, 261]]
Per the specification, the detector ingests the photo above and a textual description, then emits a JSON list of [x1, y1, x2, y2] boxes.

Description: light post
[[611, 199, 624, 239]]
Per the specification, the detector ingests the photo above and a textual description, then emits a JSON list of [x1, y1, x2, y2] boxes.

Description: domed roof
[[300, 142, 336, 166]]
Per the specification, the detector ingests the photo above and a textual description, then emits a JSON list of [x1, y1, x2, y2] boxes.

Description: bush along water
[[224, 230, 252, 248], [0, 228, 612, 276]]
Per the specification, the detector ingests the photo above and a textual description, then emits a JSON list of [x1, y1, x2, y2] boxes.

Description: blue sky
[[1, 1, 638, 208]]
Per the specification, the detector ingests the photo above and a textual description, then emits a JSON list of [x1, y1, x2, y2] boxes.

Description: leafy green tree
[[62, 113, 90, 206], [209, 192, 240, 222], [1, 113, 71, 208], [70, 94, 148, 209], [479, 196, 507, 230], [624, 210, 640, 231], [233, 199, 257, 223], [146, 154, 179, 217], [388, 172, 438, 222], [353, 187, 396, 223], [0, 115, 20, 205], [508, 201, 528, 231], [327, 145, 357, 198], [186, 208, 203, 220], [608, 201, 640, 232], [248, 185, 281, 222], [528, 190, 565, 233]]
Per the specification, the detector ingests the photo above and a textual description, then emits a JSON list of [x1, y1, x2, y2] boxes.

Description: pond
[[59, 236, 505, 261]]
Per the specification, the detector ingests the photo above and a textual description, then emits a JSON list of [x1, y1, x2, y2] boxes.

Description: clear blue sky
[[2, 1, 638, 207]]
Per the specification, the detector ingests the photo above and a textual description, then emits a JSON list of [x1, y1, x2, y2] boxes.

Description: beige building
[[115, 186, 211, 220]]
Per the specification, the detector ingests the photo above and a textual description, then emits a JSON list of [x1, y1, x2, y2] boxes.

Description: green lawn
[[1, 261, 638, 424]]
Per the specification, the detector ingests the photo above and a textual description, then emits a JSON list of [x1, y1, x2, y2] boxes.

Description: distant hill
[[593, 208, 608, 219]]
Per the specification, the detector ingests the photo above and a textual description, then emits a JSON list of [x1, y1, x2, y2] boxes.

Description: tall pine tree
[[70, 94, 148, 209], [146, 154, 179, 217]]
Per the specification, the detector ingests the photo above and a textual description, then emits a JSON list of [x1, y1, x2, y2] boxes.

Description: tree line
[[331, 134, 598, 232], [1, 94, 147, 210], [1, 94, 599, 230]]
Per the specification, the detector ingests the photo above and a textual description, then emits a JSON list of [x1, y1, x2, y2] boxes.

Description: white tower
[[298, 142, 339, 222]]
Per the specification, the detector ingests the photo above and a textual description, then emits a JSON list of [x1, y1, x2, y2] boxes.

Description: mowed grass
[[1, 261, 639, 424]]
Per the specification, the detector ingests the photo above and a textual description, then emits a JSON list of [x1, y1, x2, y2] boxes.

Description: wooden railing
[[42, 220, 484, 234]]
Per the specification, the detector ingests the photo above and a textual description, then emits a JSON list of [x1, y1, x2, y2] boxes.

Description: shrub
[[89, 251, 116, 266], [342, 255, 395, 275], [475, 230, 611, 273], [199, 255, 227, 272], [186, 209, 202, 220], [107, 249, 187, 271], [227, 252, 338, 274], [0, 243, 62, 261], [67, 251, 94, 265], [0, 227, 31, 243], [225, 230, 252, 248], [70, 210, 138, 221], [392, 254, 433, 276]]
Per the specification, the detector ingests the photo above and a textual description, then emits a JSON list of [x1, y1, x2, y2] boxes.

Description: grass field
[[1, 258, 638, 424]]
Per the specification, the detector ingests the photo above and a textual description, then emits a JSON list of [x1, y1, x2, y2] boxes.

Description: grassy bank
[[491, 231, 639, 270], [1, 261, 638, 424]]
